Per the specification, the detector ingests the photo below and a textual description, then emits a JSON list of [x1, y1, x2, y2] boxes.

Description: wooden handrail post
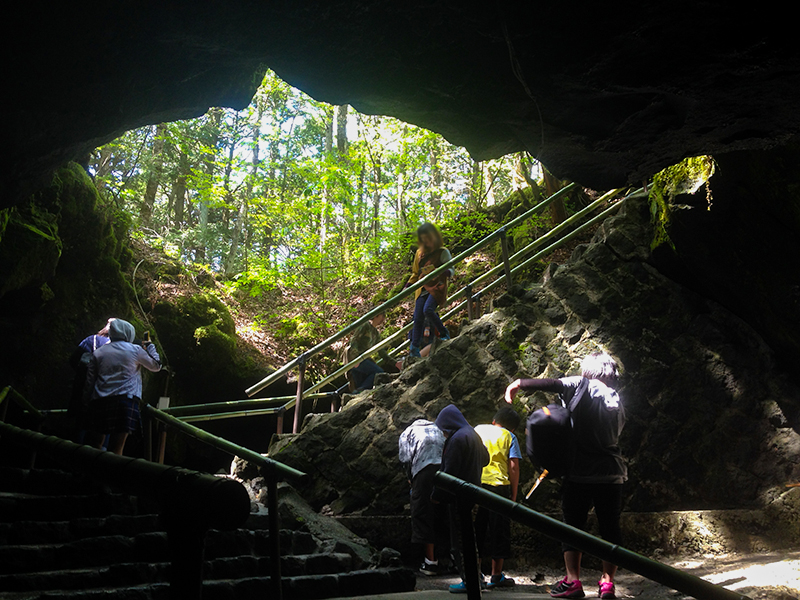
[[292, 357, 307, 434], [276, 406, 285, 436], [465, 283, 474, 321], [499, 226, 513, 288], [157, 422, 167, 465], [267, 476, 283, 599], [474, 291, 482, 319]]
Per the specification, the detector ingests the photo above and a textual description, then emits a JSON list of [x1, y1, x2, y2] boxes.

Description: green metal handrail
[[143, 404, 306, 481], [435, 472, 752, 600], [245, 182, 579, 398], [181, 184, 639, 430]]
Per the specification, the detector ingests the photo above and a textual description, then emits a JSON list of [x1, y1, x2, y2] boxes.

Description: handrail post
[[458, 497, 482, 600], [276, 406, 286, 436], [292, 356, 307, 434], [499, 226, 513, 288], [157, 422, 167, 465], [143, 408, 153, 462], [465, 283, 474, 321], [473, 291, 482, 319], [267, 475, 284, 600]]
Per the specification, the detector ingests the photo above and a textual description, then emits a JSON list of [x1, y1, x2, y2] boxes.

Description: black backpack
[[525, 377, 590, 477]]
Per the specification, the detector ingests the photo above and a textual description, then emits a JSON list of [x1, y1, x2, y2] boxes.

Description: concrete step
[[0, 568, 415, 600], [0, 467, 112, 496], [0, 514, 161, 545], [0, 553, 354, 592], [0, 491, 140, 522]]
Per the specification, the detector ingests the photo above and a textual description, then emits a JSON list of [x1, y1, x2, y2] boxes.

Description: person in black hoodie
[[433, 404, 490, 594]]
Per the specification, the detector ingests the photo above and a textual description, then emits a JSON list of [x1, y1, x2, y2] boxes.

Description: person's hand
[[505, 379, 522, 404]]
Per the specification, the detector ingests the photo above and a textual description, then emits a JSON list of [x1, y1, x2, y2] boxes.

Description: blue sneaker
[[488, 573, 516, 588], [439, 332, 451, 341], [449, 581, 467, 594], [409, 344, 422, 358]]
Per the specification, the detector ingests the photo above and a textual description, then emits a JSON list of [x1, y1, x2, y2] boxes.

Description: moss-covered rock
[[151, 292, 263, 405], [0, 163, 133, 409]]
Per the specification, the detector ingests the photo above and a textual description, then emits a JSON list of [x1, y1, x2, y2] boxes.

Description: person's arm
[[83, 354, 98, 403], [505, 377, 564, 403], [138, 343, 162, 372], [438, 248, 454, 279], [508, 457, 520, 502]]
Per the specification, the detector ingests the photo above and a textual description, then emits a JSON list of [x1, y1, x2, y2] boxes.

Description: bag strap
[[566, 377, 590, 415]]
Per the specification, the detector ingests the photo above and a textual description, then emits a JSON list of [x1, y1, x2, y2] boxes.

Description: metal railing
[[1, 388, 307, 600], [0, 420, 250, 600], [434, 472, 752, 600], [167, 184, 644, 434]]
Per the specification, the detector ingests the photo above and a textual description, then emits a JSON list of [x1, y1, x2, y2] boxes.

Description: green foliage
[[90, 70, 544, 304], [648, 156, 715, 250]]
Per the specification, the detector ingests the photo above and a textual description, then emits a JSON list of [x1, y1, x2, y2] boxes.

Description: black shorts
[[561, 480, 623, 553], [85, 395, 141, 434], [475, 484, 512, 559], [410, 463, 440, 544]]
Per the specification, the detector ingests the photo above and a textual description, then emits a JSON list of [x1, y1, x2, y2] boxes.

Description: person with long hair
[[406, 223, 453, 358]]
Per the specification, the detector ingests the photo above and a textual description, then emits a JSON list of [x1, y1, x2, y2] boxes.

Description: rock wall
[[6, 3, 800, 204], [267, 193, 800, 520]]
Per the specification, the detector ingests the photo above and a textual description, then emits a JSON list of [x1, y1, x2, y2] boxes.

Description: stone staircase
[[0, 466, 414, 599]]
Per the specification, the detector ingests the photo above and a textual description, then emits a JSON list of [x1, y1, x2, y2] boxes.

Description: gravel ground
[[412, 551, 800, 598]]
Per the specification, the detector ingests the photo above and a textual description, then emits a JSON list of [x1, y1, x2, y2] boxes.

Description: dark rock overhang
[[4, 1, 799, 206]]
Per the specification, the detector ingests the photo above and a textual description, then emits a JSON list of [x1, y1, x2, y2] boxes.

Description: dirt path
[[412, 551, 800, 598]]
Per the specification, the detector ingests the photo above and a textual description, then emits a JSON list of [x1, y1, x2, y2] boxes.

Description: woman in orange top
[[406, 223, 453, 357]]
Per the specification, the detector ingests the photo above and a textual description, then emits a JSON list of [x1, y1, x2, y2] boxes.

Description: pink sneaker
[[598, 580, 616, 599], [549, 577, 585, 598]]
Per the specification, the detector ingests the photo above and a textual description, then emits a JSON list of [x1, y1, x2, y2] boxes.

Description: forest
[[88, 70, 579, 366]]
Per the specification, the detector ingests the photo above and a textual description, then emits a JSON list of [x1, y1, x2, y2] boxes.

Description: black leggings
[[561, 480, 623, 553]]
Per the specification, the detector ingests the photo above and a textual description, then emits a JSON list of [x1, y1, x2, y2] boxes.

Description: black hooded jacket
[[431, 404, 490, 503]]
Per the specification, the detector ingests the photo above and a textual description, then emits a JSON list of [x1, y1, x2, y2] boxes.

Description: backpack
[[525, 377, 590, 477]]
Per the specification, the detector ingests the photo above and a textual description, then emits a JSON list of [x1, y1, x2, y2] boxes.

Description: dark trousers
[[411, 293, 447, 347], [351, 359, 383, 391], [475, 484, 512, 560], [561, 480, 623, 553], [448, 502, 478, 582]]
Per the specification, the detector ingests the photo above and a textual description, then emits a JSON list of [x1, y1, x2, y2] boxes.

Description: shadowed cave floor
[[350, 551, 800, 599]]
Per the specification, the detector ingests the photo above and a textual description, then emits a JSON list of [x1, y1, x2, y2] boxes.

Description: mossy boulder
[[0, 163, 133, 409], [151, 292, 263, 405]]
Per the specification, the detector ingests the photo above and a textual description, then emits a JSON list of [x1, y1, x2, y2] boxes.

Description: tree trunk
[[197, 109, 222, 262], [141, 123, 167, 228], [469, 159, 482, 210], [172, 152, 188, 230], [371, 160, 381, 241], [320, 107, 334, 251], [429, 144, 442, 219], [336, 104, 348, 156], [544, 168, 567, 224]]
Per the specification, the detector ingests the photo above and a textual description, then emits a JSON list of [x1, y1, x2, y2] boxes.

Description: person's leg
[[354, 359, 383, 391], [487, 486, 514, 585], [85, 431, 106, 450], [422, 294, 449, 339], [560, 480, 593, 582], [412, 466, 439, 573], [592, 483, 624, 584], [410, 295, 427, 355], [448, 504, 465, 581], [107, 432, 129, 456]]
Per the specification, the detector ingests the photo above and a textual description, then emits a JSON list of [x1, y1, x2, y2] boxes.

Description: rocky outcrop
[[266, 193, 800, 521], [5, 3, 800, 203]]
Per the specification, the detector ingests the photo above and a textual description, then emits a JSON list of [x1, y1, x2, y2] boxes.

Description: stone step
[[0, 526, 334, 575], [0, 491, 141, 522], [0, 553, 354, 592], [0, 467, 112, 496], [0, 514, 161, 545], [0, 568, 415, 600]]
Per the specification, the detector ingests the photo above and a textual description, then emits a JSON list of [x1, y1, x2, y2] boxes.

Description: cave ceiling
[[4, 1, 800, 206]]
